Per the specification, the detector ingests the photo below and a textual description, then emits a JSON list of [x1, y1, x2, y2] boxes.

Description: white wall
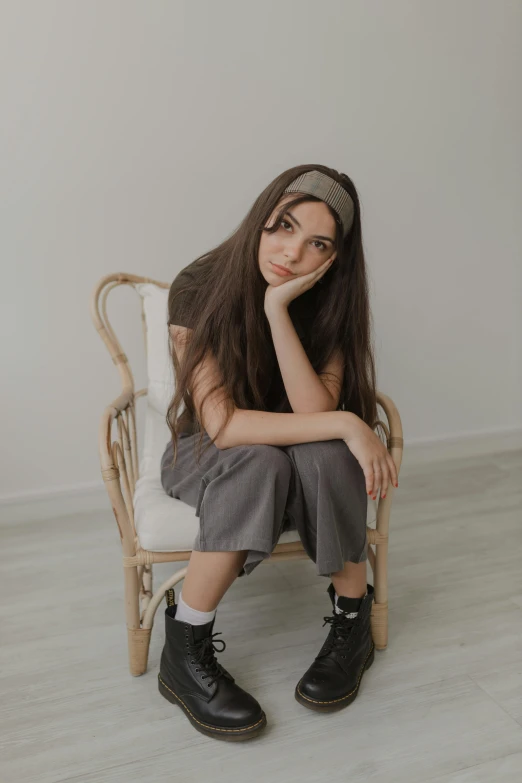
[[1, 0, 521, 514]]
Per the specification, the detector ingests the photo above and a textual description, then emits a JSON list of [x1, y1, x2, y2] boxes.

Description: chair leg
[[371, 599, 388, 650], [369, 537, 389, 650], [124, 565, 151, 676], [127, 627, 152, 676], [141, 563, 153, 601]]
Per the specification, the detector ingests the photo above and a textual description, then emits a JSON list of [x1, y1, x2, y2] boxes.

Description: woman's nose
[[284, 240, 302, 261]]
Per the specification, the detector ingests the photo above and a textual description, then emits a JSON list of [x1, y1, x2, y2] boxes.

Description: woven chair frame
[[90, 272, 404, 676]]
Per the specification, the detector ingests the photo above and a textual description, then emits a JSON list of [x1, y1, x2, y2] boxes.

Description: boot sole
[[294, 641, 375, 712], [158, 674, 267, 741]]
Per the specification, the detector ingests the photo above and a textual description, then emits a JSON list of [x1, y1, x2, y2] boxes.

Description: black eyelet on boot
[[295, 582, 376, 712], [158, 591, 267, 740]]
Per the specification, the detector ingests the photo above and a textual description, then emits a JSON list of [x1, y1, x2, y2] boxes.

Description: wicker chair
[[90, 272, 404, 676]]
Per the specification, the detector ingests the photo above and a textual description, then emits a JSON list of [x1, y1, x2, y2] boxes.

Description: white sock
[[334, 590, 367, 618], [174, 591, 217, 625]]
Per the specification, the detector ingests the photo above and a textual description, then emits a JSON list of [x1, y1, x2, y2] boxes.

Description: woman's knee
[[287, 438, 356, 466], [287, 439, 365, 487], [226, 443, 292, 479]]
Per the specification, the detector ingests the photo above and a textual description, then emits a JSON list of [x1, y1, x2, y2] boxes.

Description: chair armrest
[[375, 390, 404, 475], [98, 390, 142, 558]]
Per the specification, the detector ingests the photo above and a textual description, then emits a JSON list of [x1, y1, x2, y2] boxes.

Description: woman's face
[[258, 194, 338, 285]]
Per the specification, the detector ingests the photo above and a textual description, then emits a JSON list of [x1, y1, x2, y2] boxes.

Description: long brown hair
[[165, 163, 378, 468]]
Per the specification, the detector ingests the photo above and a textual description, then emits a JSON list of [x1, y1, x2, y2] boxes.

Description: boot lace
[[317, 611, 361, 659], [187, 631, 233, 687]]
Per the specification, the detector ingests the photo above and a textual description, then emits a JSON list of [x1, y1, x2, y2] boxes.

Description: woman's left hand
[[264, 257, 334, 311]]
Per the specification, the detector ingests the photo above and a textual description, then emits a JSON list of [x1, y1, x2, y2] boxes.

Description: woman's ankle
[[174, 590, 217, 625]]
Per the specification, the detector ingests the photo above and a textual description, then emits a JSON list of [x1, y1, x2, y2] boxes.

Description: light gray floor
[[1, 450, 522, 783]]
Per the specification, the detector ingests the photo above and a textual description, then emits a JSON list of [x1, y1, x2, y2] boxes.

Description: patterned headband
[[283, 170, 354, 238]]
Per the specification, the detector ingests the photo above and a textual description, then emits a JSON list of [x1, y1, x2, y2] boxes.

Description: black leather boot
[[295, 582, 375, 712], [158, 588, 267, 740]]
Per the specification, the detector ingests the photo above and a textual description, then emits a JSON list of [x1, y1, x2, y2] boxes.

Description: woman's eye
[[280, 220, 325, 251]]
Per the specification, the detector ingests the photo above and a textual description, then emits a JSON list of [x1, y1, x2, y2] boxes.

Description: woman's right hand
[[341, 413, 398, 500]]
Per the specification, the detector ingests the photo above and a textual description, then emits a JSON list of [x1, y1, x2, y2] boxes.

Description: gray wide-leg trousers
[[160, 431, 368, 578]]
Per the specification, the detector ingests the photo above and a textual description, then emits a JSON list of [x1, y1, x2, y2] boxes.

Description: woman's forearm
[[215, 409, 353, 449], [265, 305, 335, 412]]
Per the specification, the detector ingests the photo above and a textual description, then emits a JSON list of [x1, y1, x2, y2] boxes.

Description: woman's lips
[[270, 262, 294, 277]]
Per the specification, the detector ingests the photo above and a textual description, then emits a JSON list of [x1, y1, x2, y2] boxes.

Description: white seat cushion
[[133, 282, 175, 417], [133, 398, 302, 553]]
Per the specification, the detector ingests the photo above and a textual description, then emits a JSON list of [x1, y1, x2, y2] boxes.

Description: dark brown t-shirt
[[167, 256, 211, 330], [167, 257, 313, 436], [167, 257, 211, 434]]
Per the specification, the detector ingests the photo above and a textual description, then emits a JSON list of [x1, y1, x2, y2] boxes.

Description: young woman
[[158, 164, 398, 741]]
